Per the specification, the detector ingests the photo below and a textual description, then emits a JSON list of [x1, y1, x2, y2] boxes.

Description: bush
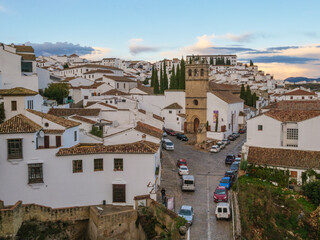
[[44, 83, 69, 104], [175, 216, 187, 230], [247, 165, 289, 187], [90, 126, 103, 138], [240, 160, 248, 171], [302, 180, 320, 205]]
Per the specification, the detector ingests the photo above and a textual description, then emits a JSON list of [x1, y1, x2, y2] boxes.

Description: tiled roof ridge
[[163, 102, 183, 110], [0, 87, 38, 96], [0, 114, 42, 134]]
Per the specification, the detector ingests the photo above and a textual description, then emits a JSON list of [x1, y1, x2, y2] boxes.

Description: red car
[[165, 128, 176, 136], [239, 128, 246, 134], [177, 159, 187, 167], [213, 186, 228, 203], [238, 151, 242, 158]]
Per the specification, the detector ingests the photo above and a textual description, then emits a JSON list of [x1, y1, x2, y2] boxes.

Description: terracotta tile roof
[[284, 89, 316, 96], [265, 101, 320, 111], [47, 108, 100, 117], [264, 110, 320, 122], [248, 146, 320, 169], [244, 104, 258, 111], [86, 101, 98, 107], [43, 129, 65, 134], [56, 140, 159, 156], [0, 114, 42, 134], [71, 82, 105, 89], [136, 85, 154, 95], [163, 102, 183, 110], [71, 115, 97, 124], [211, 90, 243, 104], [17, 53, 36, 61], [14, 45, 34, 52], [83, 69, 114, 75], [27, 109, 81, 128], [65, 64, 123, 71], [102, 89, 129, 96], [98, 102, 118, 110], [104, 76, 136, 82], [153, 114, 164, 122], [209, 82, 240, 92], [0, 87, 38, 96], [177, 113, 186, 118], [134, 121, 163, 139], [138, 109, 146, 114]]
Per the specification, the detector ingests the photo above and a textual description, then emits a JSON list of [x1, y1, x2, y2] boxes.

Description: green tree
[[302, 180, 320, 205], [44, 83, 69, 104], [169, 65, 176, 89], [252, 92, 257, 107], [215, 115, 219, 132], [176, 64, 181, 90], [179, 58, 186, 89], [245, 85, 252, 106], [63, 63, 69, 69], [150, 66, 155, 87], [0, 102, 5, 123], [226, 59, 231, 65], [163, 61, 168, 91], [153, 69, 160, 94], [90, 126, 103, 138], [143, 78, 149, 85], [210, 57, 213, 65], [250, 60, 254, 66], [160, 64, 164, 93], [240, 84, 246, 100]]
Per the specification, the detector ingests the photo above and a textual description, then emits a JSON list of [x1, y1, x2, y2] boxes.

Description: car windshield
[[212, 146, 217, 149], [215, 189, 226, 195], [221, 179, 229, 183], [166, 142, 173, 146], [180, 166, 188, 170], [226, 172, 233, 176], [179, 209, 192, 216]]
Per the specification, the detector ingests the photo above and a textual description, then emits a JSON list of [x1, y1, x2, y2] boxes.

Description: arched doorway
[[194, 118, 199, 133]]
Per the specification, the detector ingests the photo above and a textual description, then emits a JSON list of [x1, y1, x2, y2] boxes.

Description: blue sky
[[1, 0, 320, 79]]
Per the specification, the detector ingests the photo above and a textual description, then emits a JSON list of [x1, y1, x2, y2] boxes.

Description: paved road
[[160, 134, 246, 240]]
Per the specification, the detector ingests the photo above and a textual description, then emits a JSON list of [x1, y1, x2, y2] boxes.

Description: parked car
[[176, 133, 188, 141], [237, 151, 242, 158], [162, 139, 174, 151], [234, 157, 241, 163], [232, 132, 240, 138], [178, 165, 189, 175], [217, 141, 225, 149], [178, 205, 194, 225], [177, 159, 187, 167], [228, 135, 236, 141], [230, 162, 240, 174], [215, 202, 231, 220], [219, 177, 232, 189], [163, 131, 167, 137], [239, 128, 246, 134], [181, 175, 195, 191], [225, 170, 236, 182], [210, 145, 220, 153], [213, 186, 228, 203], [225, 154, 235, 164], [165, 128, 176, 136], [222, 139, 230, 145]]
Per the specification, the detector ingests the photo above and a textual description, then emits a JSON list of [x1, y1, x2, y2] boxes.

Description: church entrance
[[193, 118, 199, 133]]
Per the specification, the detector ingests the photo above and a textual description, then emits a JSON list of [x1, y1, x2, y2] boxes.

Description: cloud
[[223, 33, 255, 43], [25, 42, 95, 57], [129, 38, 160, 55], [80, 47, 112, 60], [244, 55, 317, 64]]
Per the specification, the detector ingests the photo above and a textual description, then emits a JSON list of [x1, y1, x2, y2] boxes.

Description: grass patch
[[296, 197, 316, 214]]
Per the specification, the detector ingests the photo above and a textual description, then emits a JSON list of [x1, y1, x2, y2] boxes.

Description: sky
[[1, 0, 320, 80]]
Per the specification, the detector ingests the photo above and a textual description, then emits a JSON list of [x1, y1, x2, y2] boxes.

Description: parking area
[[159, 133, 246, 240]]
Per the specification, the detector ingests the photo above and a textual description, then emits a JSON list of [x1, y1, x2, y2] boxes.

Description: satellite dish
[[39, 130, 45, 138]]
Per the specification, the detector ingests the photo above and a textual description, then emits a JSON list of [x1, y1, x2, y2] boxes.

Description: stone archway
[[194, 118, 199, 133]]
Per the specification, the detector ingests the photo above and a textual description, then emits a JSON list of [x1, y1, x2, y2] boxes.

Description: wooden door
[[56, 136, 61, 147], [194, 118, 199, 133], [44, 136, 50, 148]]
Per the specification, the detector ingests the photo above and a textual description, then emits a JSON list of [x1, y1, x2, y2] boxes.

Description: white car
[[217, 141, 225, 149], [215, 202, 231, 220], [179, 165, 189, 175], [210, 145, 220, 153]]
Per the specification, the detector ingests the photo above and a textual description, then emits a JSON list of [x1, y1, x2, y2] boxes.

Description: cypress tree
[[246, 85, 252, 106], [180, 58, 185, 89], [240, 84, 246, 100], [153, 69, 159, 94], [176, 64, 180, 90], [151, 66, 155, 87], [210, 57, 213, 65], [163, 60, 168, 91], [160, 64, 164, 93], [252, 92, 257, 107], [170, 65, 176, 89], [250, 60, 254, 66]]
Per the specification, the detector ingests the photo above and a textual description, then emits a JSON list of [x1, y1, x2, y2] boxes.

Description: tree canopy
[[44, 83, 69, 104]]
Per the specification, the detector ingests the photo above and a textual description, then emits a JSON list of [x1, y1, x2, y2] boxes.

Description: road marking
[[207, 175, 211, 240]]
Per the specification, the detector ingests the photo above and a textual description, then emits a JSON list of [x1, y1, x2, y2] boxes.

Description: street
[[159, 134, 246, 240]]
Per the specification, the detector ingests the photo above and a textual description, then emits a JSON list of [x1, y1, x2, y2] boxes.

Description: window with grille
[[11, 101, 17, 111], [73, 160, 82, 173], [27, 100, 34, 109], [94, 158, 103, 171], [8, 139, 23, 159], [74, 131, 77, 141], [287, 128, 298, 140], [113, 184, 126, 202], [258, 125, 263, 131], [114, 158, 123, 171], [28, 163, 43, 184]]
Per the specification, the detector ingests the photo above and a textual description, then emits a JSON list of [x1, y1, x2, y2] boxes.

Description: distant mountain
[[284, 77, 320, 83]]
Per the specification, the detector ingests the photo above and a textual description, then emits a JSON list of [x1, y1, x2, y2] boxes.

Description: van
[[181, 175, 195, 191], [162, 139, 174, 151], [215, 202, 231, 220]]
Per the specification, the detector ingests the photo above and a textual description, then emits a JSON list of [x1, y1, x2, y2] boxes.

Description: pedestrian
[[163, 195, 167, 208], [161, 188, 166, 201]]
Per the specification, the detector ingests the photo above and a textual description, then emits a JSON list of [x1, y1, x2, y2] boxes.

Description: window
[[117, 83, 119, 88], [27, 100, 34, 110], [56, 136, 61, 147], [113, 184, 126, 202], [177, 117, 179, 121], [44, 122, 49, 127], [74, 131, 77, 141], [28, 163, 43, 184], [73, 160, 82, 173], [193, 99, 198, 105], [287, 128, 298, 140], [200, 68, 204, 76], [124, 83, 126, 88], [21, 62, 33, 72], [114, 158, 123, 171], [194, 69, 198, 76], [84, 96, 88, 99], [258, 125, 263, 131], [188, 69, 192, 77], [94, 158, 103, 171], [290, 96, 293, 99], [302, 96, 304, 100], [8, 139, 23, 159], [169, 110, 172, 114], [11, 101, 17, 111]]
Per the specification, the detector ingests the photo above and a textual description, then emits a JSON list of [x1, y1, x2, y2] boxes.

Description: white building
[[0, 44, 38, 91]]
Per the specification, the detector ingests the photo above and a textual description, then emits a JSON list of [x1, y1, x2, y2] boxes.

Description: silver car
[[178, 205, 194, 225]]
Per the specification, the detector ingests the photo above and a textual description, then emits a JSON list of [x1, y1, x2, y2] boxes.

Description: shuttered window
[[113, 184, 126, 203]]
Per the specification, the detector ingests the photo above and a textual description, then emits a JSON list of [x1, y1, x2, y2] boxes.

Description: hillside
[[285, 77, 320, 83]]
